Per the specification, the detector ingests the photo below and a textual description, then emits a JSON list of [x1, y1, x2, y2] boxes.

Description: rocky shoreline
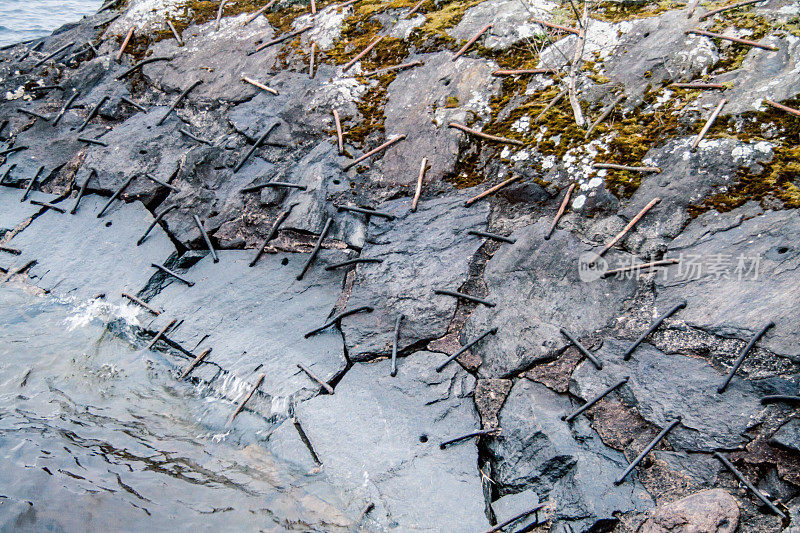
[[1, 0, 800, 530]]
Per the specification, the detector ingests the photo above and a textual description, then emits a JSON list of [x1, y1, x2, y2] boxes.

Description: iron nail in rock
[[325, 257, 383, 271], [360, 61, 423, 78], [227, 373, 266, 426], [448, 122, 523, 146], [670, 82, 725, 90], [0, 245, 22, 255], [17, 108, 52, 122], [0, 164, 16, 186], [343, 135, 406, 171], [698, 0, 766, 20], [245, 0, 277, 25], [234, 122, 280, 173], [690, 98, 727, 152], [601, 258, 679, 279], [121, 292, 161, 315], [407, 0, 426, 17], [687, 0, 700, 17], [544, 183, 575, 240], [309, 42, 316, 78], [179, 348, 211, 380], [434, 289, 495, 308], [390, 314, 403, 377], [241, 76, 279, 95], [53, 91, 80, 126], [143, 172, 180, 192], [78, 95, 109, 132], [562, 376, 629, 423], [713, 451, 787, 519], [296, 217, 333, 280], [559, 328, 603, 370], [97, 175, 135, 217], [411, 157, 427, 212], [193, 214, 218, 263], [764, 99, 800, 118], [614, 418, 681, 485], [138, 205, 176, 245], [342, 35, 384, 72], [0, 146, 28, 157], [436, 327, 498, 372], [297, 363, 334, 394], [250, 25, 313, 54], [20, 165, 44, 202], [717, 321, 775, 394], [120, 96, 148, 113], [27, 85, 65, 93], [336, 204, 395, 219], [531, 17, 580, 34], [585, 94, 624, 139], [151, 262, 195, 286], [468, 230, 516, 244], [464, 176, 521, 207], [332, 109, 344, 154], [146, 318, 177, 349], [29, 199, 65, 213], [70, 170, 93, 214], [451, 23, 492, 61], [77, 136, 108, 147], [33, 41, 75, 67], [166, 20, 183, 45], [687, 29, 778, 51], [2, 260, 36, 283], [492, 68, 556, 76], [592, 162, 661, 173], [623, 301, 687, 360], [240, 181, 306, 193], [304, 306, 374, 338], [292, 416, 322, 465], [116, 56, 172, 80], [588, 197, 660, 263], [535, 88, 567, 123], [249, 205, 295, 267], [157, 80, 202, 126], [484, 503, 547, 533], [116, 27, 135, 62], [761, 395, 800, 405], [178, 128, 212, 145], [215, 0, 228, 30], [439, 427, 500, 449], [356, 502, 374, 524]]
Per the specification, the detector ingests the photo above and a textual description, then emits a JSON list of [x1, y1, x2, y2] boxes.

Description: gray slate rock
[[655, 205, 800, 360], [145, 249, 350, 407], [491, 488, 541, 533], [487, 379, 652, 532], [0, 190, 56, 236], [466, 218, 637, 378], [449, 0, 542, 51], [6, 195, 175, 302], [771, 418, 800, 454], [571, 339, 764, 451], [340, 193, 490, 360], [278, 351, 489, 532], [378, 52, 498, 187], [638, 489, 739, 533]]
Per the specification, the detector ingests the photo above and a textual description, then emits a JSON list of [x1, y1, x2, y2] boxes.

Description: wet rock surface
[[1, 0, 800, 529]]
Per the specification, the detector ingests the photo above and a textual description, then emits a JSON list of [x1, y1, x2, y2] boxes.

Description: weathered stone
[[0, 190, 56, 236], [771, 418, 800, 454], [638, 489, 739, 533], [6, 195, 175, 302], [340, 192, 490, 360], [377, 52, 499, 187], [465, 218, 638, 378], [490, 488, 541, 533], [475, 378, 512, 428], [571, 339, 764, 451], [274, 351, 489, 531], [487, 379, 653, 532], [450, 0, 549, 51], [145, 249, 349, 407], [655, 205, 800, 360]]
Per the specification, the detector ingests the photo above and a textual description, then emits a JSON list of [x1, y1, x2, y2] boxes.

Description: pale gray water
[[0, 0, 104, 47]]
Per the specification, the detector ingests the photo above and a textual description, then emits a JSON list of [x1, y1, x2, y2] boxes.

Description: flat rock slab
[[145, 249, 350, 406], [639, 489, 739, 533], [340, 193, 490, 360], [771, 417, 800, 454], [75, 105, 193, 200], [450, 0, 553, 50], [466, 218, 637, 378], [6, 195, 174, 302], [378, 52, 499, 186], [655, 205, 800, 360], [275, 351, 489, 532], [571, 339, 764, 451], [491, 488, 541, 533], [487, 379, 653, 532], [622, 137, 773, 255], [0, 190, 57, 235]]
